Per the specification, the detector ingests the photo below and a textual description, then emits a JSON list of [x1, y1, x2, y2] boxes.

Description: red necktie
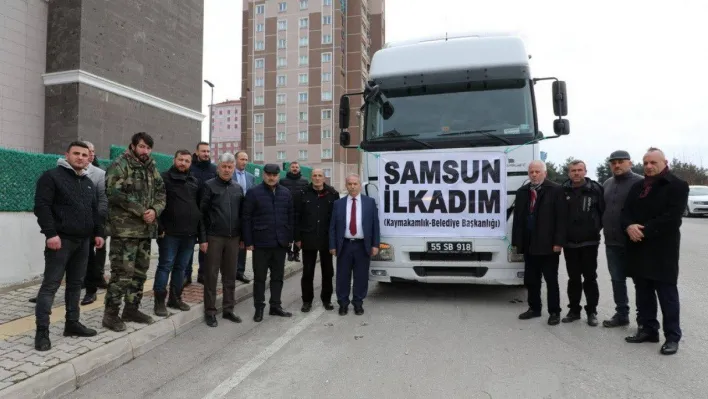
[[349, 198, 357, 236], [529, 189, 537, 211]]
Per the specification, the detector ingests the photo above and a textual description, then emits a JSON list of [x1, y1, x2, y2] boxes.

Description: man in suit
[[329, 173, 380, 316], [232, 150, 255, 283]]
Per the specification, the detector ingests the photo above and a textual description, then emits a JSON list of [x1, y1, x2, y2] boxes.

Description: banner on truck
[[377, 151, 507, 238]]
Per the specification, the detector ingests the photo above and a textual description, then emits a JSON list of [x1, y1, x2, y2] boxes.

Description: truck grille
[[413, 266, 488, 277]]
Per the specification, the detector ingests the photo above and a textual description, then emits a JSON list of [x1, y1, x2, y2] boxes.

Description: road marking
[[202, 306, 326, 399]]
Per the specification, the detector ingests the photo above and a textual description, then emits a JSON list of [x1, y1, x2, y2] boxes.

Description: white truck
[[337, 32, 570, 285]]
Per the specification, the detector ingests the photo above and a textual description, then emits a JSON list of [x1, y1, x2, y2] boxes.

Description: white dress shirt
[[344, 193, 364, 239]]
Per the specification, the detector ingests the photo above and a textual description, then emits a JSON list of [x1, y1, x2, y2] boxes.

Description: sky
[[200, 0, 708, 179]]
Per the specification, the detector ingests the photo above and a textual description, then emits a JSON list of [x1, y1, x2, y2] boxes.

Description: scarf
[[639, 165, 669, 198]]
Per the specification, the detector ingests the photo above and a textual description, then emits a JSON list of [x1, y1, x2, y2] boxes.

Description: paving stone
[[11, 363, 46, 377], [51, 350, 77, 362], [0, 381, 12, 390], [3, 351, 30, 361], [39, 357, 62, 368], [70, 346, 90, 355], [80, 340, 105, 351], [0, 368, 18, 381], [21, 353, 49, 366], [0, 358, 22, 369], [4, 371, 28, 383], [53, 343, 80, 353]]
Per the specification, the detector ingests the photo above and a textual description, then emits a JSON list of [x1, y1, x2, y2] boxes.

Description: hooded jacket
[[279, 171, 308, 193]]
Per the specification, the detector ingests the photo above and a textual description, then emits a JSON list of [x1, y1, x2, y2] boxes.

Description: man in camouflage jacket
[[102, 132, 166, 332]]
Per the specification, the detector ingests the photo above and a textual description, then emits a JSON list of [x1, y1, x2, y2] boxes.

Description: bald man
[[512, 160, 568, 326], [620, 147, 688, 355]]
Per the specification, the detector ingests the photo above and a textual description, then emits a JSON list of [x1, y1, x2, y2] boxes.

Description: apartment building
[[209, 99, 242, 162], [240, 0, 385, 189]]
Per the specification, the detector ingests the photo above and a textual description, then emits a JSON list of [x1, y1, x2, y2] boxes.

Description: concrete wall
[[0, 0, 48, 153]]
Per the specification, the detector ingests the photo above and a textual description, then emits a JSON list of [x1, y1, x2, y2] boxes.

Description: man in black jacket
[[621, 147, 688, 355], [243, 163, 294, 322], [153, 149, 206, 317], [185, 142, 217, 286], [512, 160, 567, 326], [293, 169, 339, 312], [33, 141, 105, 351], [200, 153, 245, 327], [280, 161, 308, 262], [560, 160, 605, 326]]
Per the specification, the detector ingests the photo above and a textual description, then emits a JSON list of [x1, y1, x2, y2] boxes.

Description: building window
[[322, 34, 332, 44], [255, 77, 264, 87], [299, 18, 309, 28], [255, 58, 264, 69], [255, 41, 265, 51], [254, 96, 264, 106], [277, 151, 286, 160], [278, 113, 286, 123], [321, 109, 332, 119], [323, 0, 332, 5], [277, 131, 286, 143], [276, 93, 287, 105], [277, 57, 287, 68], [256, 4, 265, 14], [299, 112, 308, 122], [278, 2, 287, 12], [255, 152, 264, 161], [298, 74, 309, 85], [300, 0, 308, 9], [255, 133, 264, 142], [277, 75, 286, 86], [299, 37, 309, 47], [322, 72, 332, 82], [321, 91, 332, 101], [277, 20, 287, 31], [227, 124, 231, 129], [322, 129, 332, 139], [256, 23, 264, 32], [298, 92, 308, 103], [322, 15, 332, 25], [298, 131, 308, 142], [298, 150, 308, 160], [278, 39, 287, 49], [321, 52, 332, 62], [254, 113, 264, 123], [321, 148, 332, 159], [299, 55, 309, 66], [323, 168, 331, 177]]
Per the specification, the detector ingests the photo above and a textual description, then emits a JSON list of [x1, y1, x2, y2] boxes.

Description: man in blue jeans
[[601, 150, 643, 327], [153, 149, 207, 316]]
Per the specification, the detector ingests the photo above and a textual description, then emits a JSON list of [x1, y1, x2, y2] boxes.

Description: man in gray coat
[[81, 141, 108, 305], [601, 150, 643, 328]]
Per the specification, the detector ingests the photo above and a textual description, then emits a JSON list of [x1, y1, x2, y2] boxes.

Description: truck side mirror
[[339, 95, 350, 130], [553, 118, 570, 135], [552, 81, 568, 116]]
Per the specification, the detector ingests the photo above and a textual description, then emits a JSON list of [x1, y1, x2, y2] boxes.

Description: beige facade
[[241, 0, 384, 190]]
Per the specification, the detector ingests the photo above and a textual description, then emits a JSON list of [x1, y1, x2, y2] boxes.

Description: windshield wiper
[[438, 129, 512, 145], [368, 129, 433, 148]]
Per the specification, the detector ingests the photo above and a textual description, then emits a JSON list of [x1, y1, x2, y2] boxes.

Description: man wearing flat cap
[[242, 163, 295, 322], [601, 150, 643, 328]]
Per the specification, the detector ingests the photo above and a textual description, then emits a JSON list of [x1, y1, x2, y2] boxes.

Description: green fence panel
[[0, 147, 65, 211]]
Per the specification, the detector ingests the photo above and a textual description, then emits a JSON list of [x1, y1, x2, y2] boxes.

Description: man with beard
[[102, 132, 166, 332], [153, 149, 205, 317], [279, 161, 308, 262], [621, 147, 688, 355], [185, 142, 217, 286]]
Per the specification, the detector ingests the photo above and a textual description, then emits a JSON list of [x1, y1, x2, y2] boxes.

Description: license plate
[[426, 242, 473, 253]]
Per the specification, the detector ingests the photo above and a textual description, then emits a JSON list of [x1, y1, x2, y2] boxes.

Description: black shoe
[[287, 253, 294, 262], [183, 276, 192, 287], [339, 306, 348, 316], [269, 307, 292, 317], [301, 302, 312, 312], [254, 308, 264, 322], [236, 275, 251, 284], [518, 309, 541, 320], [625, 329, 660, 343], [29, 297, 37, 303], [603, 314, 630, 328], [35, 326, 51, 351], [223, 312, 242, 323], [548, 313, 561, 326], [562, 311, 581, 323], [323, 302, 334, 311], [63, 321, 97, 337], [587, 312, 599, 327], [205, 315, 218, 327], [354, 306, 364, 316], [81, 293, 97, 306], [660, 341, 679, 355], [197, 275, 205, 285]]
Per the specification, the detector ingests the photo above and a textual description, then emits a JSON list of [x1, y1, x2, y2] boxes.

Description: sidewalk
[[0, 250, 305, 398]]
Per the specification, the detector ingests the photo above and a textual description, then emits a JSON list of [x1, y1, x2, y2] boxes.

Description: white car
[[685, 185, 708, 217]]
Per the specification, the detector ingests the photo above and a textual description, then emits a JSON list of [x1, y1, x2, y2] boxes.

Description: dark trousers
[[524, 253, 561, 314], [237, 247, 246, 277], [84, 237, 107, 295], [253, 247, 287, 309], [635, 277, 681, 342], [185, 249, 206, 279], [204, 236, 240, 316], [154, 235, 196, 294], [336, 240, 370, 307], [301, 249, 334, 304], [563, 245, 600, 314], [36, 237, 90, 327], [606, 245, 631, 319]]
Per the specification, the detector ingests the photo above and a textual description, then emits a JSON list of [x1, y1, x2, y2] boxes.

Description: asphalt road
[[66, 217, 708, 399]]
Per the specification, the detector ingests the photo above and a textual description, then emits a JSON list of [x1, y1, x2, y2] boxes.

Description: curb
[[0, 262, 305, 399]]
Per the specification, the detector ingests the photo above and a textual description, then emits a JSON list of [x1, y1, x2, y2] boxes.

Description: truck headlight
[[507, 246, 524, 263], [373, 242, 394, 261]]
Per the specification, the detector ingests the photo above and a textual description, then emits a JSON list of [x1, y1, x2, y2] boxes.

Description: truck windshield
[[363, 79, 536, 151]]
